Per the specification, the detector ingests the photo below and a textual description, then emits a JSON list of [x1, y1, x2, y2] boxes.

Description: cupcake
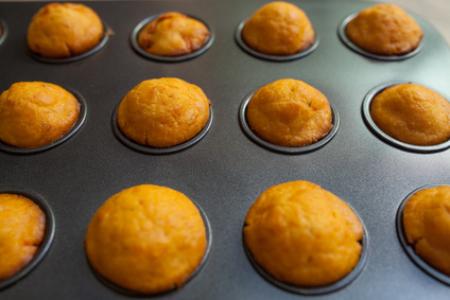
[[246, 79, 332, 147], [0, 194, 45, 281], [85, 184, 207, 294], [244, 181, 363, 287], [0, 82, 80, 148], [402, 185, 450, 276], [345, 4, 423, 56], [242, 1, 315, 56], [138, 12, 210, 57], [370, 83, 450, 146], [27, 3, 104, 58], [117, 77, 210, 148]]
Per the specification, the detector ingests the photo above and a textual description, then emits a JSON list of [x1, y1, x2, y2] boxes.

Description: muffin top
[[403, 185, 450, 276], [0, 81, 80, 149], [242, 1, 315, 55], [85, 184, 207, 294], [117, 77, 210, 148], [138, 12, 210, 57], [0, 194, 46, 281], [27, 3, 104, 58], [370, 83, 450, 146], [246, 79, 332, 147], [244, 181, 363, 287], [346, 3, 423, 56]]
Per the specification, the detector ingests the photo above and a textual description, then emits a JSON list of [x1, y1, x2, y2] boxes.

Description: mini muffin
[[403, 185, 450, 276], [85, 184, 207, 294], [117, 77, 210, 148], [27, 3, 104, 58], [0, 194, 46, 281], [346, 4, 423, 56], [244, 181, 363, 287], [242, 1, 315, 56], [371, 84, 450, 146], [0, 81, 80, 149], [138, 12, 210, 57], [246, 79, 332, 147]]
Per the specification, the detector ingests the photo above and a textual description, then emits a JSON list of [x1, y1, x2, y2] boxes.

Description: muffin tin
[[0, 0, 449, 299]]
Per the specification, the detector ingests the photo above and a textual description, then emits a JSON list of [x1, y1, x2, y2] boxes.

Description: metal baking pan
[[0, 0, 449, 299]]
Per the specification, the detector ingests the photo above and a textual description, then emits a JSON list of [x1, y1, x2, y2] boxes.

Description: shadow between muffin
[[84, 201, 212, 297], [242, 203, 369, 295], [130, 14, 214, 63], [0, 19, 7, 46], [0, 88, 87, 155], [337, 13, 423, 61], [239, 92, 340, 154], [234, 20, 319, 62], [396, 184, 450, 286], [29, 22, 111, 64], [0, 188, 55, 291], [361, 81, 450, 153], [111, 103, 213, 155]]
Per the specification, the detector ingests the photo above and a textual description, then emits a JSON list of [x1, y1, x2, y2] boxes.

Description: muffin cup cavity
[[338, 13, 423, 61], [87, 200, 212, 296], [0, 20, 7, 46], [362, 81, 450, 153], [112, 105, 213, 154], [396, 185, 450, 286], [0, 88, 87, 155], [29, 22, 110, 64], [0, 189, 55, 291], [130, 15, 214, 63], [242, 205, 368, 295], [239, 92, 339, 154], [235, 20, 319, 62]]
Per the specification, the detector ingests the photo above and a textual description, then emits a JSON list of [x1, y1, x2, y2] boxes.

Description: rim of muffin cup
[[0, 19, 7, 46], [396, 184, 450, 286], [130, 14, 214, 62], [86, 199, 212, 296], [29, 22, 110, 64], [0, 87, 87, 155], [0, 189, 55, 291], [338, 12, 423, 61], [235, 20, 319, 62], [362, 81, 450, 153], [242, 201, 368, 295], [239, 91, 340, 154], [112, 104, 213, 155]]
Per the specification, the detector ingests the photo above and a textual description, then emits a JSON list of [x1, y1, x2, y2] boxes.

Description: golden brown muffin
[[0, 194, 46, 281], [346, 4, 423, 56], [244, 181, 363, 287], [246, 79, 332, 147], [371, 84, 450, 146], [403, 185, 450, 276], [85, 184, 207, 294], [117, 78, 210, 148], [0, 82, 80, 149], [138, 12, 210, 57], [242, 1, 315, 56], [27, 3, 104, 58]]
